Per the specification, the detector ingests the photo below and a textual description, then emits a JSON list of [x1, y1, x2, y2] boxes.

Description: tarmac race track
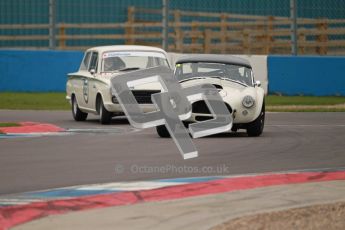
[[0, 110, 345, 195]]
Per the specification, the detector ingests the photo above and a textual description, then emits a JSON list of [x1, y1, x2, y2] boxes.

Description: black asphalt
[[0, 110, 345, 195]]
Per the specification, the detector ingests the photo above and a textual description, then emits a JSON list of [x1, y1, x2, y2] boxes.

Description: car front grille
[[192, 101, 211, 114], [131, 90, 161, 104], [192, 100, 232, 114]]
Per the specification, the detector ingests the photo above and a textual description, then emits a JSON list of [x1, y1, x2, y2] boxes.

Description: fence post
[[255, 23, 265, 54], [191, 21, 198, 53], [220, 13, 227, 54], [265, 16, 275, 54], [49, 0, 56, 49], [126, 6, 135, 45], [174, 10, 183, 52], [242, 29, 250, 54], [59, 24, 66, 49], [298, 30, 305, 54], [290, 0, 298, 55], [204, 29, 211, 53], [162, 0, 169, 51], [316, 20, 328, 55]]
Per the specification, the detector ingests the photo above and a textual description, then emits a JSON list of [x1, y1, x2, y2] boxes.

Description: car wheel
[[98, 98, 112, 124], [156, 125, 170, 138], [246, 102, 265, 137], [72, 96, 88, 121]]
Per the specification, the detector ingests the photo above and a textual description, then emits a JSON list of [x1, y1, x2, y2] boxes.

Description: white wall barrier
[[235, 55, 268, 94]]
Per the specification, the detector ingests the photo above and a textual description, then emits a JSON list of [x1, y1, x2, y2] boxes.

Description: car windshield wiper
[[207, 76, 248, 87], [101, 67, 140, 74], [118, 67, 141, 72], [179, 76, 206, 83], [224, 78, 248, 87]]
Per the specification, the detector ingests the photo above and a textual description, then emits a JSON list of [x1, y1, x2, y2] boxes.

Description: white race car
[[66, 45, 170, 124], [156, 54, 265, 137]]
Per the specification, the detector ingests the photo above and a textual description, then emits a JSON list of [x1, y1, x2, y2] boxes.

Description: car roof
[[176, 54, 251, 68], [85, 45, 167, 55]]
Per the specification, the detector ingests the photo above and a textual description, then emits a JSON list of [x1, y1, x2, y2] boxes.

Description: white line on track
[[76, 181, 187, 191], [266, 124, 345, 127]]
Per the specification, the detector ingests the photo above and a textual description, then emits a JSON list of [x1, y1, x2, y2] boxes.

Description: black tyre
[[72, 95, 88, 121], [98, 98, 112, 124], [246, 102, 265, 137], [156, 125, 170, 138]]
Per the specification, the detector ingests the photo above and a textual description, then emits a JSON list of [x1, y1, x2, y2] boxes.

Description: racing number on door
[[83, 78, 89, 104]]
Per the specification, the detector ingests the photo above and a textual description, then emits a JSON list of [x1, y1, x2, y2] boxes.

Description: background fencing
[[1, 1, 345, 94], [1, 0, 345, 55]]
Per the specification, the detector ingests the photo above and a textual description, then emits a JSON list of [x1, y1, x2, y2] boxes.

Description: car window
[[101, 51, 169, 72], [89, 52, 98, 72], [79, 52, 91, 71], [175, 62, 253, 86]]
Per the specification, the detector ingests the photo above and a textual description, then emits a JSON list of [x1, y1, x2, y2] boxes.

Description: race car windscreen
[[102, 51, 169, 72], [175, 62, 253, 86]]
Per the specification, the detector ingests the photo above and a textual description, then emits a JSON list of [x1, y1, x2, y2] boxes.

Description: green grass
[[266, 95, 345, 106], [267, 107, 345, 112], [0, 92, 69, 110], [0, 93, 345, 112], [0, 122, 21, 127], [0, 122, 21, 134]]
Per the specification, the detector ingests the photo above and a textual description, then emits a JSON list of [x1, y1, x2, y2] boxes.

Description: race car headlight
[[110, 86, 119, 97], [242, 95, 255, 108], [110, 87, 119, 103], [112, 95, 118, 104]]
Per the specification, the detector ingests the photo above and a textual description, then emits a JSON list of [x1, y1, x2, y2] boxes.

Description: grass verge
[[267, 107, 345, 112], [0, 122, 21, 134], [0, 92, 69, 110], [0, 93, 345, 112], [0, 122, 21, 127], [266, 95, 345, 106]]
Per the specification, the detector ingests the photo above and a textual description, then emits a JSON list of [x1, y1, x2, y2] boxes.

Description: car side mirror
[[254, 80, 261, 87], [89, 69, 96, 75]]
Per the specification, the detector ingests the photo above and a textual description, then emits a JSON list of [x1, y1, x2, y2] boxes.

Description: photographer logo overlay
[[111, 66, 233, 159]]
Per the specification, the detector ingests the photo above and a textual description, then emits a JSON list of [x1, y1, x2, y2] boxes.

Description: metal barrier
[[0, 50, 83, 92], [268, 56, 345, 96], [2, 50, 344, 96]]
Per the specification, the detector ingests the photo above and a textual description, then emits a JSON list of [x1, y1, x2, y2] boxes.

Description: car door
[[74, 51, 91, 110], [86, 51, 99, 111], [76, 51, 98, 110]]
